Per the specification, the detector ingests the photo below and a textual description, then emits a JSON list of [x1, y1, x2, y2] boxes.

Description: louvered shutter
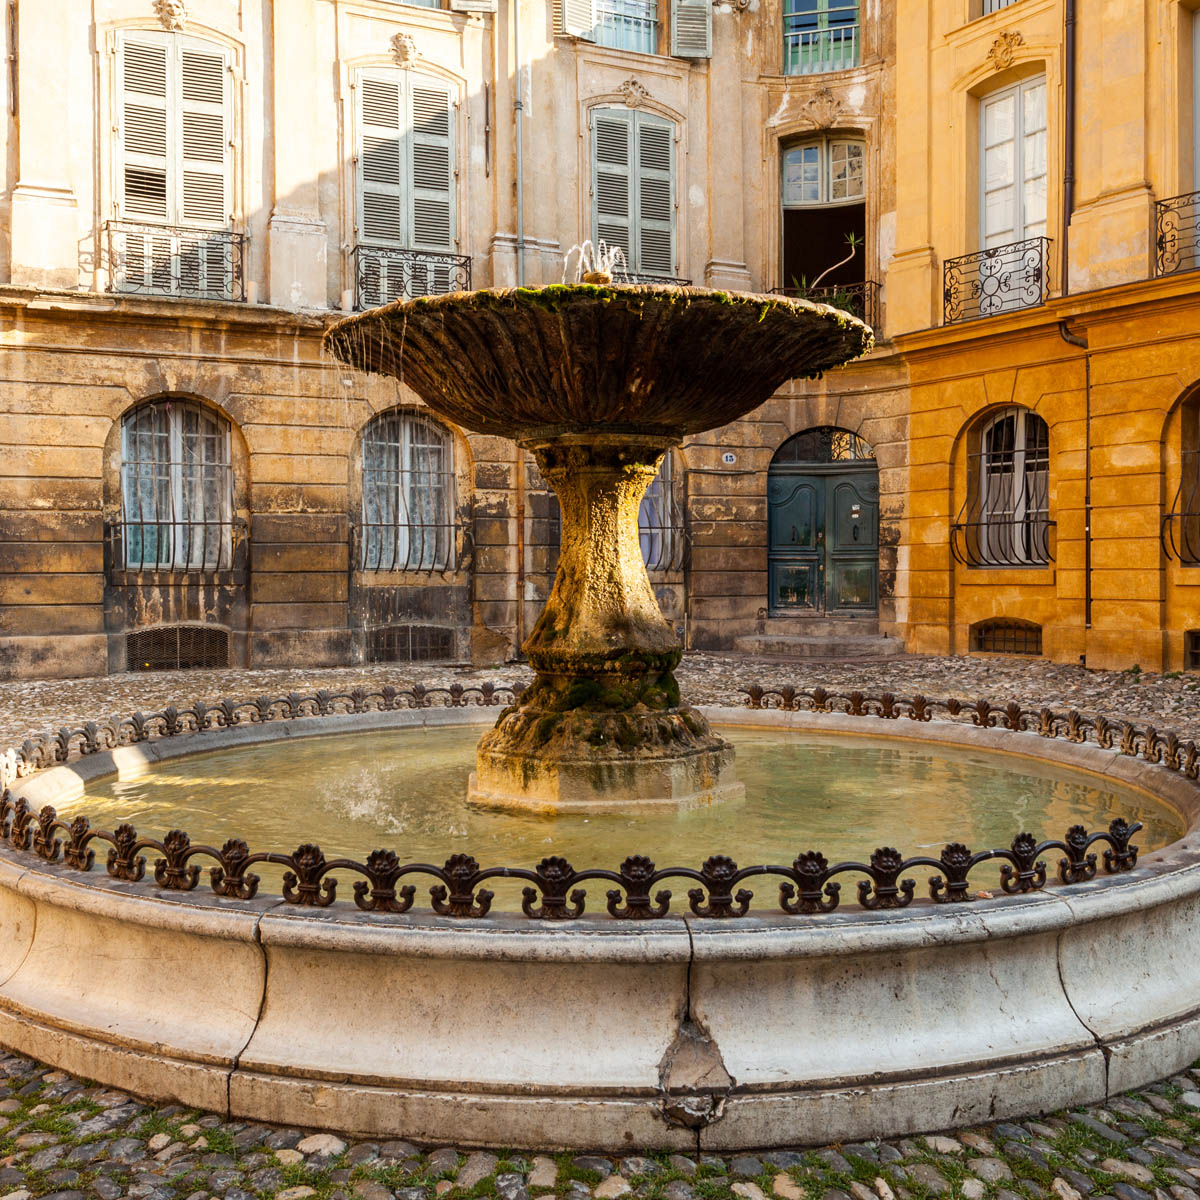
[[634, 114, 675, 277], [592, 110, 633, 268], [358, 74, 405, 244], [178, 42, 229, 226], [119, 36, 170, 220], [409, 80, 455, 252], [670, 0, 711, 58], [555, 0, 596, 39]]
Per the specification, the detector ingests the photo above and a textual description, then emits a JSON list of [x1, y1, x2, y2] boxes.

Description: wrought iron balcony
[[943, 237, 1051, 324], [1156, 190, 1200, 278], [105, 221, 246, 302], [772, 280, 880, 331], [615, 271, 693, 287], [783, 23, 859, 75], [353, 244, 471, 310]]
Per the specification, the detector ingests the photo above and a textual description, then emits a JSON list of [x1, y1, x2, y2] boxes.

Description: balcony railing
[[943, 237, 1051, 324], [783, 24, 859, 76], [353, 245, 472, 311], [615, 271, 693, 286], [772, 281, 880, 331], [105, 222, 246, 302], [1156, 190, 1200, 278]]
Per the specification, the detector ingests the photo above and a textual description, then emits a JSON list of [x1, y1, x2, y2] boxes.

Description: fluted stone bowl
[[324, 284, 873, 440]]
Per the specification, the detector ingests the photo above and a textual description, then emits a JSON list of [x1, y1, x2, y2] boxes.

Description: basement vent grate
[[970, 619, 1043, 657], [367, 624, 455, 664], [126, 625, 230, 672]]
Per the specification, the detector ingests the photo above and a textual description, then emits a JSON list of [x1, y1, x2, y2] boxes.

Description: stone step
[[752, 615, 881, 637], [732, 632, 906, 659]]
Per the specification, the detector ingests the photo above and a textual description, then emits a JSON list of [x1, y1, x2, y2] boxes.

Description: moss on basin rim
[[323, 284, 874, 441]]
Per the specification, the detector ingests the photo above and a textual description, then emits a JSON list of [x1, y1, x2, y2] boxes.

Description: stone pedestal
[[468, 432, 744, 811]]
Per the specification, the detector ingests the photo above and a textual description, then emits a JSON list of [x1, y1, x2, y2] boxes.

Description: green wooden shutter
[[357, 73, 405, 244], [670, 0, 711, 58], [118, 35, 170, 220], [634, 113, 675, 277], [409, 78, 456, 251], [592, 109, 633, 267], [177, 41, 229, 226]]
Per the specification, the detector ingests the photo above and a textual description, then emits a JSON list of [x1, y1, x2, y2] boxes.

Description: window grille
[[126, 624, 229, 671], [640, 450, 688, 572], [952, 407, 1053, 567], [594, 0, 658, 52], [367, 624, 455, 663], [981, 0, 1019, 13], [1163, 403, 1200, 564], [361, 411, 456, 572], [1186, 631, 1200, 671], [592, 108, 677, 280], [783, 0, 858, 75], [970, 619, 1042, 656], [1155, 191, 1200, 278], [119, 400, 234, 571]]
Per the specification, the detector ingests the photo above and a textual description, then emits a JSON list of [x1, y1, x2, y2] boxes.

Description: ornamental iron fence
[[772, 281, 880, 330], [0, 682, 1180, 923], [1156, 190, 1200, 278], [943, 237, 1051, 324]]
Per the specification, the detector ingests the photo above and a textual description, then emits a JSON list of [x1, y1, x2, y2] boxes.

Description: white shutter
[[555, 0, 596, 39], [409, 79, 456, 252], [670, 0, 711, 58], [357, 74, 405, 244], [178, 42, 229, 226], [634, 113, 675, 277], [118, 35, 170, 220], [592, 110, 633, 268]]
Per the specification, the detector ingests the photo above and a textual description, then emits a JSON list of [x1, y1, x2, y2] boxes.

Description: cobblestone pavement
[[3, 652, 1200, 749], [5, 1052, 1200, 1200]]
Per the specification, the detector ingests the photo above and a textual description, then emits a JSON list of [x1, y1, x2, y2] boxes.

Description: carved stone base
[[467, 705, 745, 812]]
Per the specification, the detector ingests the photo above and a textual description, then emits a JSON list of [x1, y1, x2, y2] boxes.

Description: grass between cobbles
[[3, 1065, 1200, 1200]]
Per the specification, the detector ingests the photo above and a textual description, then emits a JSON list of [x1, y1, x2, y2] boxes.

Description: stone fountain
[[325, 282, 872, 810]]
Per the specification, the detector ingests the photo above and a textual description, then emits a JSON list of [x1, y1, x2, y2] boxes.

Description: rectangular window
[[981, 0, 1019, 14], [594, 0, 658, 52], [555, 0, 710, 57], [116, 31, 231, 228], [591, 108, 677, 278], [783, 0, 859, 76], [980, 76, 1047, 249]]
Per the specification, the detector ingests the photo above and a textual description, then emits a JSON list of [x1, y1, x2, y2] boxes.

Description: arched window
[[639, 449, 686, 571], [361, 411, 455, 572], [952, 407, 1052, 567], [1163, 392, 1200, 565], [772, 426, 874, 463], [119, 399, 233, 571]]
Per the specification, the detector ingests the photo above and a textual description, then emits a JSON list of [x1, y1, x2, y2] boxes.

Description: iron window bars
[[353, 244, 471, 310], [771, 282, 880, 331], [1156, 190, 1200, 278], [970, 619, 1043, 656], [615, 271, 693, 286], [117, 400, 235, 572], [1162, 440, 1200, 565], [360, 410, 456, 573], [640, 449, 688, 572], [594, 0, 658, 52], [952, 407, 1054, 568], [126, 625, 230, 672], [105, 221, 246, 302], [367, 625, 455, 663], [943, 236, 1051, 324]]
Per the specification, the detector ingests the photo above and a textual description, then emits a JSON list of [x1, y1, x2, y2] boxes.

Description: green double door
[[768, 467, 878, 613]]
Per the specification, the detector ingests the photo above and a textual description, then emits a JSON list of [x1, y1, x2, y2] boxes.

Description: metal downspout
[[1061, 0, 1077, 295], [513, 0, 525, 285], [1060, 323, 1091, 636]]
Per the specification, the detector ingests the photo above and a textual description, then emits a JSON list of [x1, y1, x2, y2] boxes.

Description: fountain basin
[[2, 700, 1200, 1149]]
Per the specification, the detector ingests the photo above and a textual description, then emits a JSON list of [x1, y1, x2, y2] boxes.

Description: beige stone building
[[0, 0, 1197, 679]]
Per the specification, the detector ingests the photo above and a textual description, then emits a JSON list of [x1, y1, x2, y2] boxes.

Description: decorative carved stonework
[[391, 32, 419, 67], [714, 0, 753, 13], [620, 77, 650, 108], [154, 0, 187, 29], [987, 30, 1024, 70], [801, 87, 842, 129]]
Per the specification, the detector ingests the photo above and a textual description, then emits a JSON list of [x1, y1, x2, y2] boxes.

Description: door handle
[[816, 531, 824, 544]]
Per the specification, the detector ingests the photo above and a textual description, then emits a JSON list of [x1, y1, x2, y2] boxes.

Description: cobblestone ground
[[3, 652, 1200, 748], [4, 1052, 1200, 1200]]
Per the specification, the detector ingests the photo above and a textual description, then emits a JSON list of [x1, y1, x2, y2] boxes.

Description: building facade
[[0, 0, 1195, 679]]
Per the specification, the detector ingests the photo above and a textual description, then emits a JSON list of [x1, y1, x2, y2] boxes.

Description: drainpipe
[[1061, 0, 1077, 295], [1060, 322, 1091, 635], [512, 0, 525, 285]]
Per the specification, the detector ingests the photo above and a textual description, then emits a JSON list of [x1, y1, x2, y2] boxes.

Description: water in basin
[[72, 725, 1183, 909]]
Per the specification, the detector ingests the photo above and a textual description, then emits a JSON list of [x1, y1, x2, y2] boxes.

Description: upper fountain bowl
[[324, 283, 873, 441]]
